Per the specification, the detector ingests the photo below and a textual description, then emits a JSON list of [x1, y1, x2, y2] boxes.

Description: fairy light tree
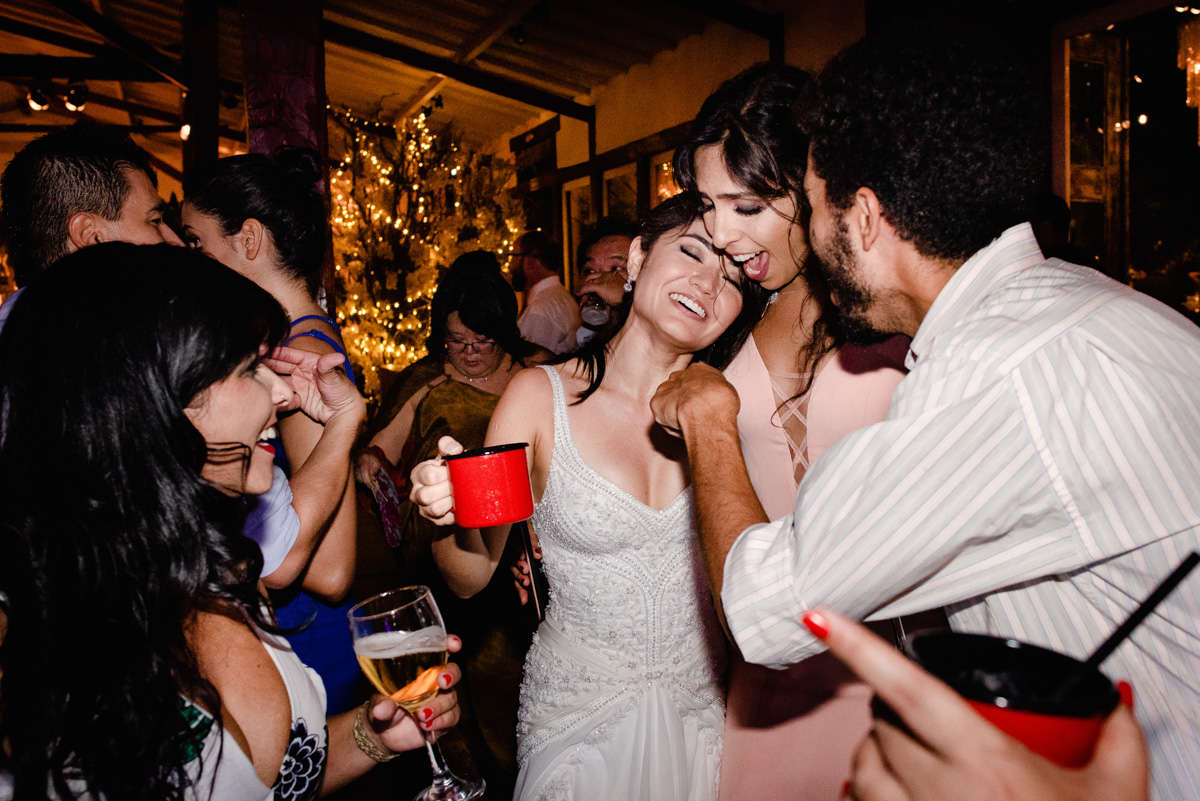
[[328, 101, 524, 398]]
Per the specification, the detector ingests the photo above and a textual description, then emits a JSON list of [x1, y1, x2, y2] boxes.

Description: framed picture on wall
[[563, 176, 595, 289]]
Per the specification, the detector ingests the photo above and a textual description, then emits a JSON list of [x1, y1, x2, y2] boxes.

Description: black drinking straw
[[1085, 551, 1199, 670]]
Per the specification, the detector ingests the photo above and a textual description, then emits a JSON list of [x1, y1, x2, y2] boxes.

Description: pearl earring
[[623, 279, 633, 292]]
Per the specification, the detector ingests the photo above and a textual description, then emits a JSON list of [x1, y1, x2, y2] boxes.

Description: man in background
[[0, 121, 181, 326], [574, 217, 636, 348], [511, 230, 580, 354]]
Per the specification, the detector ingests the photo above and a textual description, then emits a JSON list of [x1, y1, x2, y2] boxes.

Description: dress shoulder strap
[[290, 313, 338, 329], [538, 364, 572, 451]]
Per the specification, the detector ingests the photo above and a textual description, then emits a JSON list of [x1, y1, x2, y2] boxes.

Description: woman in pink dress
[[673, 63, 908, 800]]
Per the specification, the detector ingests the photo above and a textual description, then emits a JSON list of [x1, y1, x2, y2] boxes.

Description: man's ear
[[66, 211, 104, 251], [626, 237, 645, 283], [850, 186, 885, 252], [239, 218, 266, 261]]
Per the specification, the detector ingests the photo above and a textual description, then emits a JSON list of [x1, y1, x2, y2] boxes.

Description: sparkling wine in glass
[[348, 586, 485, 801]]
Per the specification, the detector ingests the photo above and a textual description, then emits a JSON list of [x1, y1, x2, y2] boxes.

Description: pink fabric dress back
[[720, 334, 907, 801]]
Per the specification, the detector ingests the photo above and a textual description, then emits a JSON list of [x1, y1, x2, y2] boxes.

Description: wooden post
[[239, 0, 334, 309], [181, 0, 218, 175]]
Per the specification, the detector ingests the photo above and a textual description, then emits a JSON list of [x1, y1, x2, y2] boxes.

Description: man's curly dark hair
[[810, 39, 1041, 262]]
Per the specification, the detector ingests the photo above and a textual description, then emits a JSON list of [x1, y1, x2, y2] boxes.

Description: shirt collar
[[906, 222, 1044, 368], [526, 275, 561, 298]]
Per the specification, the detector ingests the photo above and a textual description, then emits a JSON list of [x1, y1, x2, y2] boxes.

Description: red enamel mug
[[443, 442, 533, 528], [895, 631, 1120, 767]]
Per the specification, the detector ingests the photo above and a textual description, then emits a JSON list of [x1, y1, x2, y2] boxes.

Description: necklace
[[453, 354, 509, 385]]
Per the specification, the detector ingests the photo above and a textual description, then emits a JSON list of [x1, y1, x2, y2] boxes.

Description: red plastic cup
[[443, 442, 533, 528], [893, 631, 1120, 767]]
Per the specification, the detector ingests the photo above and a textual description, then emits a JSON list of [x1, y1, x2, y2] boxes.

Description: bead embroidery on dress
[[512, 365, 726, 801]]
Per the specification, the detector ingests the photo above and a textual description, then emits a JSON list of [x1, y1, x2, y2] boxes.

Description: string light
[[327, 102, 525, 400]]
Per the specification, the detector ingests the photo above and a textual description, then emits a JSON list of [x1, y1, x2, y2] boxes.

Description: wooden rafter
[[396, 0, 538, 120], [323, 20, 594, 123], [47, 0, 187, 89]]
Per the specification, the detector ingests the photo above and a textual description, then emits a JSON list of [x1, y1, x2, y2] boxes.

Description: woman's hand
[[409, 435, 463, 525], [510, 529, 542, 605], [264, 346, 365, 426], [355, 447, 387, 492], [803, 608, 1149, 801], [362, 635, 464, 754]]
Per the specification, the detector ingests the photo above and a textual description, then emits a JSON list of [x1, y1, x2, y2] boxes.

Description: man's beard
[[810, 218, 889, 345]]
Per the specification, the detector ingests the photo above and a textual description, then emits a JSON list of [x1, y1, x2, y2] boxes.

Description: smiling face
[[627, 217, 745, 352], [692, 144, 808, 290], [183, 352, 291, 495]]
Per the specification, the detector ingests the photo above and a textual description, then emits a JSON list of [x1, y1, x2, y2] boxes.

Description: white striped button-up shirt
[[723, 223, 1200, 800]]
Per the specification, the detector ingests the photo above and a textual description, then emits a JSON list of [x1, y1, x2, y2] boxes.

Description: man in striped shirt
[[652, 39, 1199, 799]]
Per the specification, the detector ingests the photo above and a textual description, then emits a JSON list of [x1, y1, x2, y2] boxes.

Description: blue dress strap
[[284, 315, 357, 384], [290, 313, 337, 328]]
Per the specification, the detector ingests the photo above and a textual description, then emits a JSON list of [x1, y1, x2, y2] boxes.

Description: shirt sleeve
[[519, 300, 578, 354], [243, 465, 301, 578], [722, 370, 1088, 668]]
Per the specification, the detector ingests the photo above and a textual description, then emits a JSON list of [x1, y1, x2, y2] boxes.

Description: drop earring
[[623, 279, 633, 292]]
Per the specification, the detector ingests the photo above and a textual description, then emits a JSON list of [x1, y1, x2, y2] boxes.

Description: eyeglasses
[[445, 337, 498, 354]]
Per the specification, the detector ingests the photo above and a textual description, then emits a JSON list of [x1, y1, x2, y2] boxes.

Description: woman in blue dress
[[182, 148, 362, 714]]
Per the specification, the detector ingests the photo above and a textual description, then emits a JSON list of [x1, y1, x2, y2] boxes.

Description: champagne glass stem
[[420, 724, 454, 783]]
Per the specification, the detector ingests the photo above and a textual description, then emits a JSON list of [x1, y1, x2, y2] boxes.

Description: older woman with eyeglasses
[[358, 251, 538, 493], [354, 249, 540, 800]]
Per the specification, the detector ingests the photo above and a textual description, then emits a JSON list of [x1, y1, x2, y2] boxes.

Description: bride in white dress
[[410, 193, 767, 801]]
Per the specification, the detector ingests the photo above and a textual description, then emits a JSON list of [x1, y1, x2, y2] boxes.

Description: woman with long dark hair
[[0, 244, 461, 800], [673, 63, 909, 801], [409, 193, 768, 800], [182, 148, 362, 714]]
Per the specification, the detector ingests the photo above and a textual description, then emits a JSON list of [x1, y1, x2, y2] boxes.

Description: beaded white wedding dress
[[512, 366, 726, 801]]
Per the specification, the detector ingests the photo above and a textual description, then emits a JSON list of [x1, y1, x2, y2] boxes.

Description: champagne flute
[[348, 586, 485, 801]]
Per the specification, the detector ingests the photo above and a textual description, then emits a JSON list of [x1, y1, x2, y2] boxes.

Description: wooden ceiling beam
[[323, 20, 594, 123], [0, 121, 177, 134], [398, 0, 540, 120], [0, 14, 106, 55], [395, 0, 539, 121], [457, 0, 539, 64], [0, 78, 246, 142], [0, 54, 162, 82], [47, 0, 187, 89]]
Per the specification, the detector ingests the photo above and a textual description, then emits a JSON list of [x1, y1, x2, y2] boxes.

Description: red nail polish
[[1117, 680, 1134, 710], [803, 610, 831, 640], [440, 672, 453, 688], [421, 707, 432, 721]]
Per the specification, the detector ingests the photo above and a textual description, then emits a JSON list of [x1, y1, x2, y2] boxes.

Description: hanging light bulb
[[179, 123, 192, 141], [64, 81, 88, 112], [26, 87, 50, 112]]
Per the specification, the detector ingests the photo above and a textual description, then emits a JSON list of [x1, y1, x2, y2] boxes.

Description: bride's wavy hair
[[566, 191, 769, 403], [0, 243, 288, 800]]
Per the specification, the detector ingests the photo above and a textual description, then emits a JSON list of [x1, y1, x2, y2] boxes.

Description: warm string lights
[[1179, 17, 1200, 143], [327, 103, 524, 399]]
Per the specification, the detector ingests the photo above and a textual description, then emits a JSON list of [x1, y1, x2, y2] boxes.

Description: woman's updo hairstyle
[[185, 146, 327, 294]]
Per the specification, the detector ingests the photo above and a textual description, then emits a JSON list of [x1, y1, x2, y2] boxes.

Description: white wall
[[491, 3, 866, 166]]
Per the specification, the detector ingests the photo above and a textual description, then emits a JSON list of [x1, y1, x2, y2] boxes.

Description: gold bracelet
[[353, 700, 400, 763]]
